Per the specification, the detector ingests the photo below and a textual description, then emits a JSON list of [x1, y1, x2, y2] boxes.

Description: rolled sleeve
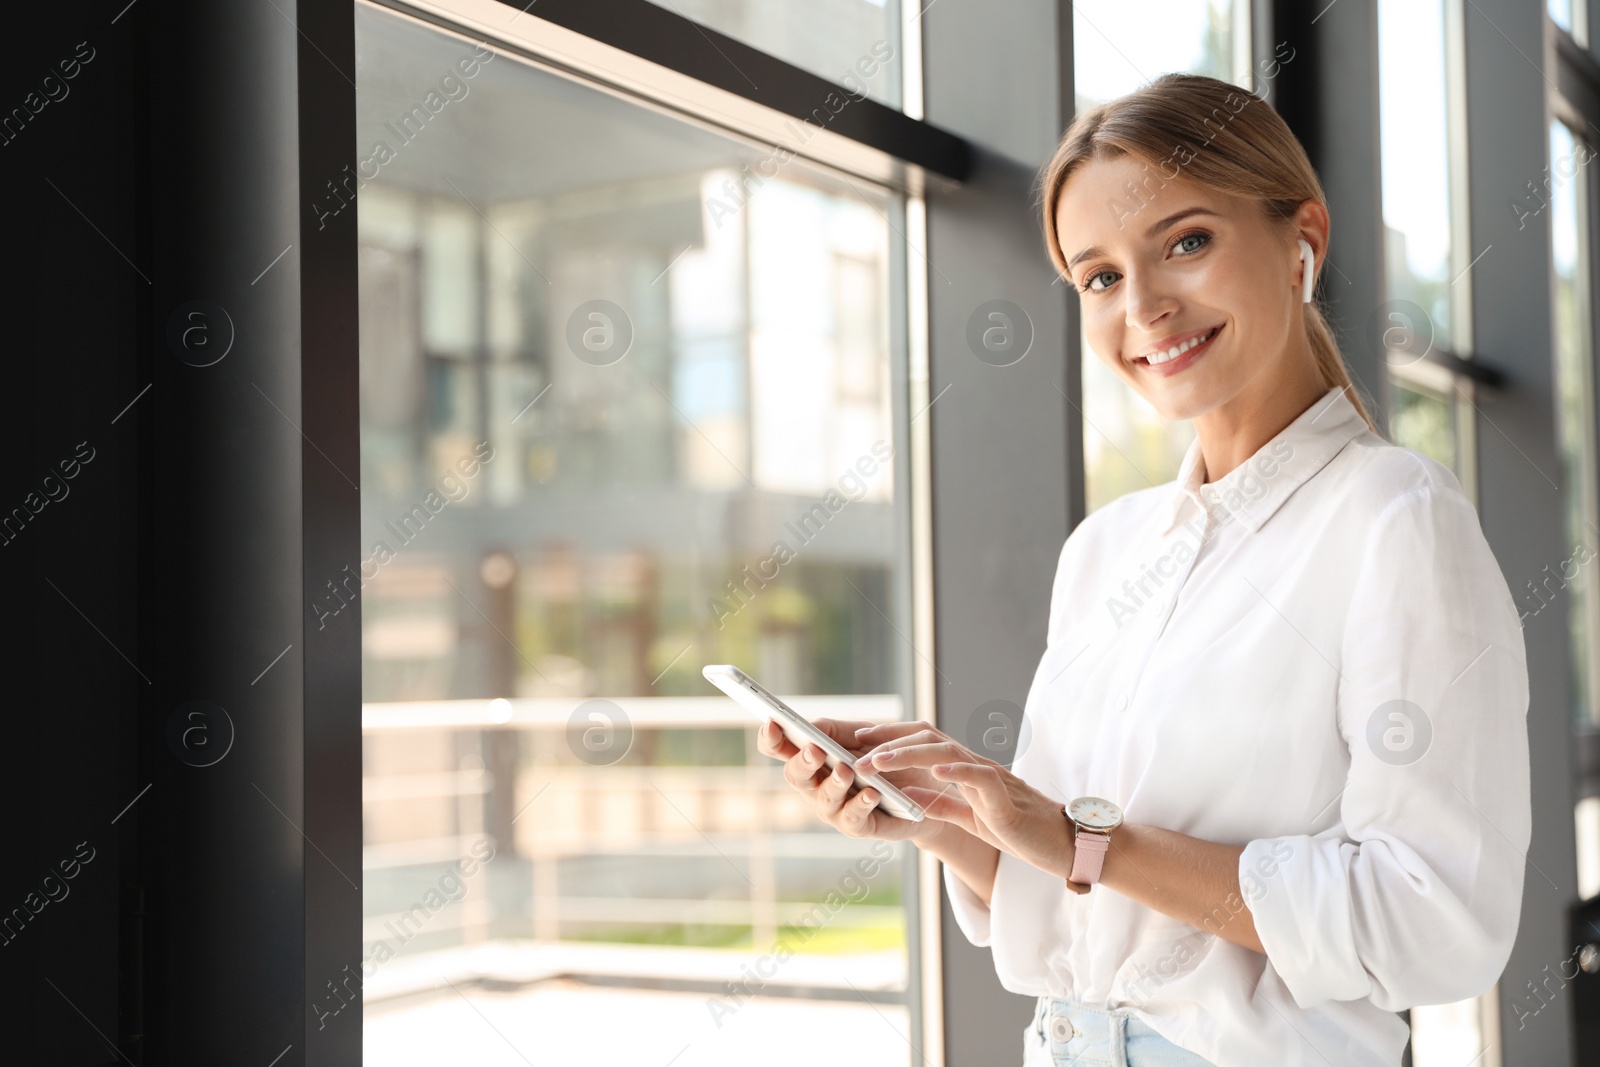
[[1241, 484, 1531, 1011], [943, 861, 993, 947]]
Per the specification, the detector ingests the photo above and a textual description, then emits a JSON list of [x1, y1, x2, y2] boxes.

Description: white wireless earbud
[[1297, 238, 1315, 304]]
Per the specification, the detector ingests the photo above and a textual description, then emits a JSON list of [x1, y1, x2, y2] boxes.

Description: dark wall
[[2, 3, 148, 1061], [1, 2, 361, 1064]]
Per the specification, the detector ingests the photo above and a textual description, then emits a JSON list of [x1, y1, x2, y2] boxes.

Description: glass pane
[[1410, 1000, 1487, 1067], [1081, 364, 1197, 515], [355, 8, 917, 1065], [1378, 0, 1456, 353], [1550, 0, 1574, 33], [1074, 0, 1243, 513], [1579, 796, 1600, 900], [1072, 0, 1241, 111], [1387, 380, 1457, 474], [1551, 119, 1599, 732], [639, 0, 903, 110]]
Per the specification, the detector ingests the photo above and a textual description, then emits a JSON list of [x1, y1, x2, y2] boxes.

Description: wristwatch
[[1064, 796, 1124, 895]]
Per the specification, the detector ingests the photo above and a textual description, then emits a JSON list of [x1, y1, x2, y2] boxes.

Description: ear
[[1287, 198, 1330, 286]]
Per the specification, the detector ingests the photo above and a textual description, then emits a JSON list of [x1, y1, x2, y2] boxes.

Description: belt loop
[[1110, 1011, 1129, 1067]]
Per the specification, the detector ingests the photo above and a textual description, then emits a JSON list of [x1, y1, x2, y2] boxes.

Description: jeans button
[[1048, 1016, 1076, 1042]]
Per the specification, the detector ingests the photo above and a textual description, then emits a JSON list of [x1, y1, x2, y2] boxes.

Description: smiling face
[[1054, 153, 1323, 424]]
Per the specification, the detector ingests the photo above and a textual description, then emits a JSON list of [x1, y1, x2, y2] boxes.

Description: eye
[[1074, 230, 1213, 295], [1078, 269, 1117, 294]]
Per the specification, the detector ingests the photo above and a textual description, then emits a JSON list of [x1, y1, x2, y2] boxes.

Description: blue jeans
[[1024, 996, 1216, 1067]]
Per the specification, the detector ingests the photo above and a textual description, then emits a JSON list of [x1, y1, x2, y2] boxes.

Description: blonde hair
[[1037, 72, 1383, 437]]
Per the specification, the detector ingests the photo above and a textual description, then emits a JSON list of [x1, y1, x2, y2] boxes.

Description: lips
[[1132, 325, 1222, 365], [1129, 323, 1223, 378]]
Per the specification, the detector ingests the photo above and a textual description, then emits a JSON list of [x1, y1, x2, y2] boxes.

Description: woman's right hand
[[756, 718, 948, 843]]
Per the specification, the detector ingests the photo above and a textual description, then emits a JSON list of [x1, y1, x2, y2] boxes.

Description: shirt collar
[[1159, 385, 1368, 537]]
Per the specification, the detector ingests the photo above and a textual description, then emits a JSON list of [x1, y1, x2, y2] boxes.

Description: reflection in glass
[[1079, 382, 1196, 517], [1072, 1, 1238, 113], [1550, 120, 1599, 732], [1378, 0, 1456, 353], [1074, 1, 1242, 513], [1387, 381, 1456, 474], [638, 0, 904, 110], [1550, 0, 1573, 34], [355, 8, 915, 1065]]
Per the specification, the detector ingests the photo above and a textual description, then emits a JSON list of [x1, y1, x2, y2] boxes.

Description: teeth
[[1142, 327, 1216, 365]]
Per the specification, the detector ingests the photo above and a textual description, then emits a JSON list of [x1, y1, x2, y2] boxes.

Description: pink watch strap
[[1067, 829, 1109, 891]]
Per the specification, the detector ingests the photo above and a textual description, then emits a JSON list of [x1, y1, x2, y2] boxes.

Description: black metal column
[[140, 0, 360, 1064]]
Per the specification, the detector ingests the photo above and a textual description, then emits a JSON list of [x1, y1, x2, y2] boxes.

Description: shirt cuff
[[1238, 829, 1521, 1011], [943, 860, 993, 947], [1239, 835, 1369, 1007]]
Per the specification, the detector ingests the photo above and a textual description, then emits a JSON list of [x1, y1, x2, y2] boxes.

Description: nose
[[1122, 266, 1178, 334]]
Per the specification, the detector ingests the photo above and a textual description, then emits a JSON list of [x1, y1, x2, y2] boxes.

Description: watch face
[[1068, 796, 1123, 830]]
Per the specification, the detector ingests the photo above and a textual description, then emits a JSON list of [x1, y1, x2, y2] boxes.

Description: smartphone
[[701, 664, 926, 822]]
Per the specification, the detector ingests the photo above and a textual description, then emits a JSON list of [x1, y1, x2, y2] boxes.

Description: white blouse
[[943, 385, 1531, 1066]]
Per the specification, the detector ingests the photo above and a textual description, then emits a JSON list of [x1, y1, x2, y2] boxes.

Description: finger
[[811, 717, 877, 752], [783, 742, 830, 790], [758, 719, 799, 760], [900, 782, 984, 838], [857, 737, 974, 775], [815, 759, 855, 814], [838, 782, 882, 835], [854, 728, 951, 770], [854, 720, 942, 745], [902, 780, 1011, 853], [928, 761, 1013, 822]]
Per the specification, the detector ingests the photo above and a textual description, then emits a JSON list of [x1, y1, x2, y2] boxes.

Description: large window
[[354, 7, 919, 1064], [1379, 0, 1458, 352], [1375, 2, 1502, 1060], [1073, 0, 1251, 513], [1550, 0, 1590, 45], [640, 0, 905, 110], [1552, 118, 1600, 736], [1378, 0, 1470, 483], [1550, 117, 1600, 907]]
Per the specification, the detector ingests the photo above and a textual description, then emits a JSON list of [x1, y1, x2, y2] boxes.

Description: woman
[[756, 73, 1531, 1066]]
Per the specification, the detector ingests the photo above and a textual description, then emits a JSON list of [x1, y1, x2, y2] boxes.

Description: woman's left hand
[[854, 721, 1074, 880]]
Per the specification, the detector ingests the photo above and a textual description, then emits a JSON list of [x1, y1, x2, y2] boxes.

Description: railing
[[361, 694, 911, 1000]]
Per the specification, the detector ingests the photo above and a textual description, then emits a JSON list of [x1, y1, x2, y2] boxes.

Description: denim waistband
[[1032, 996, 1215, 1067], [1033, 995, 1128, 1043]]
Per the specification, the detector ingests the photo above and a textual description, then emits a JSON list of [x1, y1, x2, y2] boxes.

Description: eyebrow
[[1065, 206, 1220, 272]]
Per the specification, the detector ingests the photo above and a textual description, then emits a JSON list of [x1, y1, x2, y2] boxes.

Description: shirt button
[[1115, 695, 1128, 712]]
